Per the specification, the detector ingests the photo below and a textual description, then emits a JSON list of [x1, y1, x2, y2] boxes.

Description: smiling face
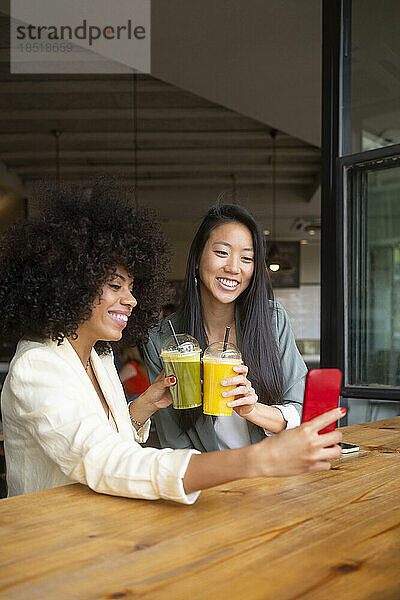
[[198, 222, 254, 306], [77, 265, 137, 345]]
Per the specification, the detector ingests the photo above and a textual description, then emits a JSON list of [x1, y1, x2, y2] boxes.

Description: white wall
[[275, 245, 320, 340], [275, 284, 320, 340], [152, 0, 322, 146]]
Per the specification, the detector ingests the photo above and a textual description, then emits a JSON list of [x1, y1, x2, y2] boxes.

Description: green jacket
[[143, 301, 307, 452]]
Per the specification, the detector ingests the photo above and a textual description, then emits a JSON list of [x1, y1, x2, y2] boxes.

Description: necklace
[[85, 357, 91, 373]]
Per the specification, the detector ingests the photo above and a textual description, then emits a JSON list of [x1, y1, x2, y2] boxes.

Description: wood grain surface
[[0, 417, 399, 600]]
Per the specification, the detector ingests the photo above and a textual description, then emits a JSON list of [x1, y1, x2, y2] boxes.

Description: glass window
[[345, 153, 400, 392], [350, 0, 400, 153]]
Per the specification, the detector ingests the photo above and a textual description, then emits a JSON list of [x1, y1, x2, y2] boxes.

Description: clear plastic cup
[[202, 342, 242, 416], [160, 334, 202, 409]]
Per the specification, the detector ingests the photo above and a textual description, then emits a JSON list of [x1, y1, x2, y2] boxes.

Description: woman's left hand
[[221, 364, 287, 432], [221, 364, 258, 418]]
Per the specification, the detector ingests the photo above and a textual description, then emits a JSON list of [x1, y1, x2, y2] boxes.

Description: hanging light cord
[[52, 129, 61, 183], [270, 128, 277, 240], [267, 128, 293, 275], [132, 73, 139, 206], [231, 173, 238, 203]]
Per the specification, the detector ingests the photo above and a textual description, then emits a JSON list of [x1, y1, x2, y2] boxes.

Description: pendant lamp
[[266, 129, 293, 274]]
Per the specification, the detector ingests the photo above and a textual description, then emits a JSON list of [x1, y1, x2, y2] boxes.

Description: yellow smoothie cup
[[160, 334, 202, 409], [202, 342, 242, 416]]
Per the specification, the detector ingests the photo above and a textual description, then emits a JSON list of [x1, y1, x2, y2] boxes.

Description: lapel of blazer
[[47, 339, 131, 438], [89, 349, 121, 432], [46, 337, 96, 393], [89, 349, 132, 437], [193, 416, 219, 452]]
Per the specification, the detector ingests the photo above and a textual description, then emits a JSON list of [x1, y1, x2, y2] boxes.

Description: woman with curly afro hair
[[0, 178, 343, 504]]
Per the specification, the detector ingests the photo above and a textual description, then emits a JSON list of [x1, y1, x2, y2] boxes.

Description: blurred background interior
[[0, 0, 399, 447]]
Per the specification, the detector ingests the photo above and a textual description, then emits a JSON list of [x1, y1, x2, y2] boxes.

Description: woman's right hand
[[251, 408, 344, 478]]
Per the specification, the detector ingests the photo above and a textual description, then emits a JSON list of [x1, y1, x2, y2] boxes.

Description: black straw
[[223, 326, 230, 352], [168, 319, 180, 347]]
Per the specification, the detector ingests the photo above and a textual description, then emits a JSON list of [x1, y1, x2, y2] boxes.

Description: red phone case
[[301, 369, 342, 434]]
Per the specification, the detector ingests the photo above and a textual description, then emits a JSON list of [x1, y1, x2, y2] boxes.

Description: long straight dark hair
[[177, 203, 283, 432]]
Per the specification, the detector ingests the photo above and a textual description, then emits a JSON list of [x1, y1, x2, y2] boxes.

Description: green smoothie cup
[[160, 334, 202, 409]]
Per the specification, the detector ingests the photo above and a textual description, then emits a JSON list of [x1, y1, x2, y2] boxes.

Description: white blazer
[[1, 338, 199, 504]]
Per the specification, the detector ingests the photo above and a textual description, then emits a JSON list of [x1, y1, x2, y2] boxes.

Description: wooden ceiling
[[0, 74, 321, 196]]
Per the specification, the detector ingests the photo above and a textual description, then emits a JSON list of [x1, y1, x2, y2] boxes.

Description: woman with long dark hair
[[0, 182, 343, 504], [144, 203, 308, 451]]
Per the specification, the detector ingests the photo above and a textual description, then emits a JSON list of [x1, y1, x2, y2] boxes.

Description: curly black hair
[[0, 177, 171, 354]]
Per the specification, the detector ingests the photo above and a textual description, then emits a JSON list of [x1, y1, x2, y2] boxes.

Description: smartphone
[[339, 442, 359, 453], [301, 368, 342, 435]]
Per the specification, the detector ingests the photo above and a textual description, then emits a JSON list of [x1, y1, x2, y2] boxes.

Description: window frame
[[322, 0, 400, 404], [338, 143, 400, 400]]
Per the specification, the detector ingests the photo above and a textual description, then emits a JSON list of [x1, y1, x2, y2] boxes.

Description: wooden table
[[0, 417, 399, 600]]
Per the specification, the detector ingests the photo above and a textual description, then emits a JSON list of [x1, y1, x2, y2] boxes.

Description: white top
[[1, 338, 200, 504], [215, 404, 300, 450]]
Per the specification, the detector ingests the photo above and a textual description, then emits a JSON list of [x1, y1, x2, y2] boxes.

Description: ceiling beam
[[2, 151, 320, 168], [0, 108, 242, 121], [0, 80, 178, 94], [0, 131, 301, 144], [0, 136, 318, 156], [1, 152, 321, 166], [0, 147, 319, 159], [10, 164, 314, 176], [19, 169, 314, 184], [21, 175, 314, 188], [14, 163, 315, 178]]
